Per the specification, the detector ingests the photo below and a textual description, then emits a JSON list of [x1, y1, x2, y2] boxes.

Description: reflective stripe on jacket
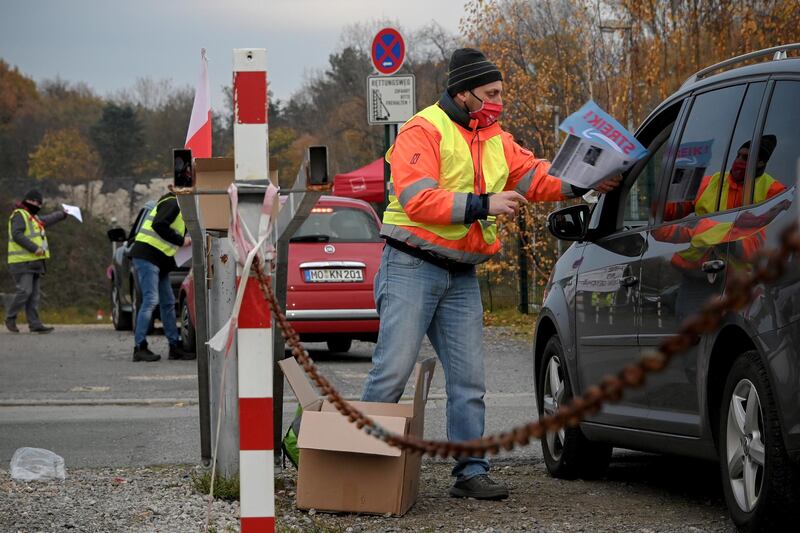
[[671, 173, 785, 270], [134, 196, 185, 257], [382, 102, 566, 264], [7, 208, 49, 264]]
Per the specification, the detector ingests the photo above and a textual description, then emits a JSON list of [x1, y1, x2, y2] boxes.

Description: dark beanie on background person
[[446, 48, 503, 96], [23, 189, 43, 203]]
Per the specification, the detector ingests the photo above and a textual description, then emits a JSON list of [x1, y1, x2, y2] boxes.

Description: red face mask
[[468, 91, 503, 128], [730, 158, 747, 183]]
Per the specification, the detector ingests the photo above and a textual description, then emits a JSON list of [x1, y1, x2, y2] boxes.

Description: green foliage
[[90, 102, 144, 178], [190, 470, 240, 502]]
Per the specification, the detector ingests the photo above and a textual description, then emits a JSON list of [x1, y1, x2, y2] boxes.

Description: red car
[[179, 196, 383, 353]]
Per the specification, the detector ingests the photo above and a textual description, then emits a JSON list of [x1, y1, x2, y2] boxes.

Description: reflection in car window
[[756, 81, 800, 195], [623, 132, 669, 226], [717, 82, 767, 210], [292, 207, 381, 243], [663, 85, 746, 222]]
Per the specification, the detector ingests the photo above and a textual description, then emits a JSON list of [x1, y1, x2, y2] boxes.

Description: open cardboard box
[[193, 157, 235, 231], [279, 356, 436, 516]]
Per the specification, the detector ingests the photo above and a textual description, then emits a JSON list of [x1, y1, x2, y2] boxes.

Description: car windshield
[[290, 206, 381, 243]]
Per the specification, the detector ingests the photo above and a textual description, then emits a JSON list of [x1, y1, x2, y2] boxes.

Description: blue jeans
[[133, 258, 179, 347], [362, 245, 488, 481]]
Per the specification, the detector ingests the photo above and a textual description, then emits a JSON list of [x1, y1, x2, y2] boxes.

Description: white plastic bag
[[10, 447, 66, 481]]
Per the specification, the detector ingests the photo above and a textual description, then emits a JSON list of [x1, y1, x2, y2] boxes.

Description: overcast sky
[[0, 0, 465, 110]]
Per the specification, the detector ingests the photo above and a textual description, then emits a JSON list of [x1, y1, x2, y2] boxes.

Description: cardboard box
[[194, 157, 234, 231], [279, 356, 435, 516]]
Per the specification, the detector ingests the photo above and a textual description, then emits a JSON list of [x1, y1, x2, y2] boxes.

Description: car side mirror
[[547, 204, 590, 241], [107, 227, 127, 243]]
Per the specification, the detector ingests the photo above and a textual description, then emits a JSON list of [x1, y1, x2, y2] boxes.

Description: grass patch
[[191, 470, 240, 502], [0, 306, 110, 325], [483, 308, 537, 340]]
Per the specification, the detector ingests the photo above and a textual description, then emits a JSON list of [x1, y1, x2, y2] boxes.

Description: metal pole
[[175, 193, 212, 466], [517, 212, 528, 314]]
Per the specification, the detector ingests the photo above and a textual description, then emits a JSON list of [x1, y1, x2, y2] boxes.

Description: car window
[[292, 206, 381, 243], [717, 82, 767, 210], [622, 132, 669, 226], [752, 81, 800, 199], [663, 85, 746, 222]]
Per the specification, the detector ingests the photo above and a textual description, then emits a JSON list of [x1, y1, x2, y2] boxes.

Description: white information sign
[[367, 75, 415, 125]]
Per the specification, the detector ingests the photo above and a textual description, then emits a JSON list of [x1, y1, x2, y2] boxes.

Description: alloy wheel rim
[[181, 303, 190, 344], [543, 355, 566, 460], [725, 378, 765, 513]]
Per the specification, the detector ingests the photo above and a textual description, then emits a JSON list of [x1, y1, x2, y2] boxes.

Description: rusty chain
[[250, 220, 800, 459]]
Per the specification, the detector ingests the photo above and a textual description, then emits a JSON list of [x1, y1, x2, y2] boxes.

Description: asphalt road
[[0, 324, 541, 468]]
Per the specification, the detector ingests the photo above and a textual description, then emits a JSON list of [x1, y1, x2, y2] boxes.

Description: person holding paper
[[129, 191, 194, 362], [361, 48, 621, 500], [5, 189, 69, 333]]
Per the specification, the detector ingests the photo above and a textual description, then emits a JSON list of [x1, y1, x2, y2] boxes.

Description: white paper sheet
[[61, 204, 83, 223], [175, 245, 192, 267]]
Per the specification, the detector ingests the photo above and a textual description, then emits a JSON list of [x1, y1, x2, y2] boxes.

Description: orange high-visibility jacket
[[382, 98, 571, 264]]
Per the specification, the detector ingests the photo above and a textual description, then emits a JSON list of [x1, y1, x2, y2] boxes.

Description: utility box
[[279, 357, 435, 516]]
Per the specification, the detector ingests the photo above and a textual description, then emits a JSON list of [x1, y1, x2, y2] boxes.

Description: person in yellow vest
[[360, 48, 621, 500], [5, 189, 69, 333], [129, 191, 194, 362]]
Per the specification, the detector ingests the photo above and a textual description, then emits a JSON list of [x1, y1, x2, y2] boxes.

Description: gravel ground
[[1, 454, 737, 532]]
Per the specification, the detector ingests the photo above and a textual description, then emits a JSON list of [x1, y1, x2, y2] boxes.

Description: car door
[[638, 82, 767, 436], [574, 106, 679, 428]]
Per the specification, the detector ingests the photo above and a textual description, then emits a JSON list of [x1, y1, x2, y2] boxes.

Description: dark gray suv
[[535, 44, 800, 532]]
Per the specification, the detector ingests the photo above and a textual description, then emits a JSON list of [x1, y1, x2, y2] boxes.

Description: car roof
[[316, 195, 376, 210], [640, 54, 800, 132]]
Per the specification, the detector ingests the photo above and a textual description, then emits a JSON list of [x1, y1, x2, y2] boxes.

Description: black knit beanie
[[24, 189, 43, 203], [446, 48, 503, 96]]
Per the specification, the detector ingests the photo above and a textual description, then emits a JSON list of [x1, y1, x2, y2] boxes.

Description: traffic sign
[[371, 28, 405, 75], [367, 75, 415, 125]]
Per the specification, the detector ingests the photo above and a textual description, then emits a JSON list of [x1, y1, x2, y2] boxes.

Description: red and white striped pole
[[233, 48, 274, 533]]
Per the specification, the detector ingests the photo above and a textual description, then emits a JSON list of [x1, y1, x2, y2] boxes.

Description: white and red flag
[[185, 48, 212, 157]]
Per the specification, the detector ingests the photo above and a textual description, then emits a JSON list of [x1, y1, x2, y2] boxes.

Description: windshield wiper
[[290, 234, 331, 242]]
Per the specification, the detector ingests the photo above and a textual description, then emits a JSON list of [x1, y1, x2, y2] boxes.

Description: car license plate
[[304, 268, 364, 283]]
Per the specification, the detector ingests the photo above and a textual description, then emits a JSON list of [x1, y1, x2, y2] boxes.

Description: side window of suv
[[663, 85, 746, 222], [622, 133, 669, 226], [750, 81, 800, 200]]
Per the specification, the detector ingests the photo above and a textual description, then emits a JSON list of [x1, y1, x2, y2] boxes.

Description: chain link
[[254, 222, 800, 458]]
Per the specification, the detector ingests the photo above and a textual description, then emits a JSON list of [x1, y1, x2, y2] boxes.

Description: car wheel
[[538, 335, 612, 480], [327, 338, 352, 353], [180, 298, 196, 353], [111, 279, 132, 331], [719, 351, 799, 531]]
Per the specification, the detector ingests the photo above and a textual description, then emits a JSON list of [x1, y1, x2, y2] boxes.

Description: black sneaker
[[5, 319, 19, 333], [449, 474, 509, 500], [133, 344, 160, 362], [168, 344, 196, 361], [30, 325, 54, 334]]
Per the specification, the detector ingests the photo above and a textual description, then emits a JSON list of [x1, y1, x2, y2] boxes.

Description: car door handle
[[620, 275, 639, 287], [701, 260, 726, 273]]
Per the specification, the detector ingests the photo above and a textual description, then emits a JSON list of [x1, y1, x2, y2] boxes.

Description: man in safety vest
[[129, 191, 194, 362], [5, 189, 69, 333], [360, 48, 622, 500]]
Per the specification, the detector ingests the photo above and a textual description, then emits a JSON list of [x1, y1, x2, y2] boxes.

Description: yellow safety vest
[[383, 104, 508, 247], [134, 196, 185, 257], [695, 172, 778, 216], [7, 208, 49, 264]]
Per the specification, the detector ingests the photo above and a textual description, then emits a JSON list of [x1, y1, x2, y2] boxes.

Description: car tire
[[718, 350, 800, 531], [111, 279, 132, 331], [180, 298, 196, 353], [327, 338, 352, 353], [537, 335, 612, 480]]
